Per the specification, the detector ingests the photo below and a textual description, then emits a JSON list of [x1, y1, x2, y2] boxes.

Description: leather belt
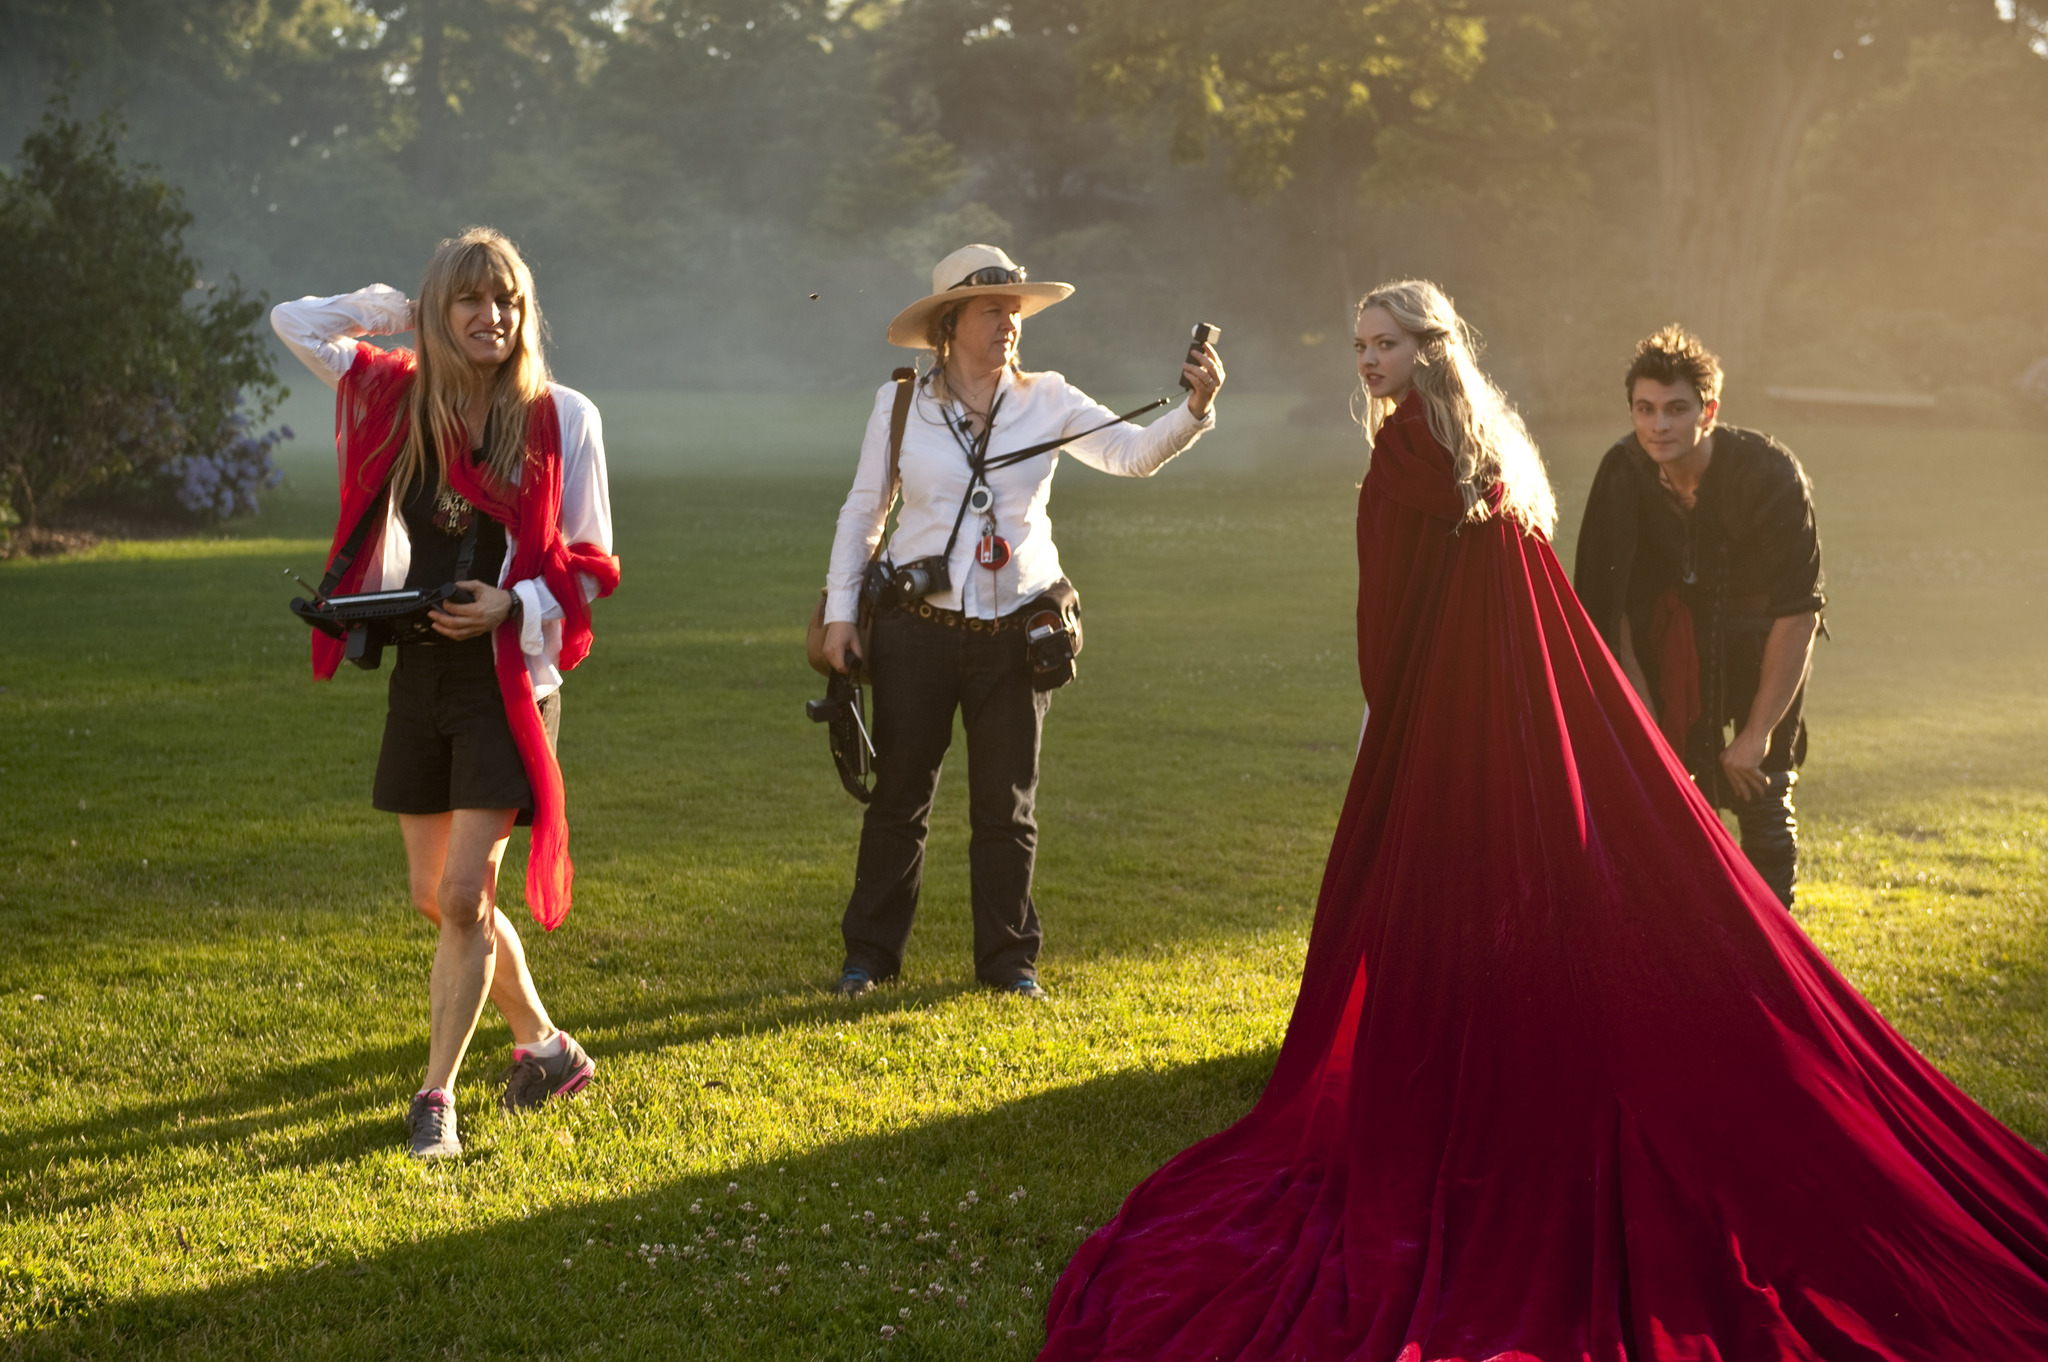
[[906, 600, 1024, 634]]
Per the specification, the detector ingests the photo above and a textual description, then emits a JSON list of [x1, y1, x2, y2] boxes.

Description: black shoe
[[994, 977, 1047, 1001], [834, 967, 877, 998]]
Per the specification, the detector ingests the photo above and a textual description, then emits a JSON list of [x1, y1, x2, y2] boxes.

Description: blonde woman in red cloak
[[1040, 280, 2048, 1359], [273, 228, 619, 1160]]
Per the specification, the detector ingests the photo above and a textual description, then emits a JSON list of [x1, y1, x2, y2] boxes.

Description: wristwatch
[[504, 589, 524, 629]]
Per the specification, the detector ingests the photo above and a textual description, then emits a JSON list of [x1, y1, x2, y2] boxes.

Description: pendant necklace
[[432, 483, 475, 537]]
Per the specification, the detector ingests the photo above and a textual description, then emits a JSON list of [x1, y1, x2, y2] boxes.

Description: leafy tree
[[1779, 26, 2048, 395], [0, 100, 284, 528]]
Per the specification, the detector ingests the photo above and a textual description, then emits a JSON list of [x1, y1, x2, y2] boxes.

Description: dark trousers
[[1719, 770, 1799, 908], [841, 608, 1050, 984]]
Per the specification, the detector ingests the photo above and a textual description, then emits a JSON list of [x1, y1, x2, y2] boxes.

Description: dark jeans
[[841, 608, 1051, 985], [1716, 769, 1799, 908]]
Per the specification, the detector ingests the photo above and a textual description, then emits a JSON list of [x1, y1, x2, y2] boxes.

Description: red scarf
[[309, 345, 621, 930], [1646, 584, 1701, 753]]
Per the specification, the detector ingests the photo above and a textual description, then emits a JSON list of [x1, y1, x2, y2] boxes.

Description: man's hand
[[430, 580, 516, 640], [1719, 728, 1771, 802], [1721, 610, 1819, 803], [823, 619, 862, 674]]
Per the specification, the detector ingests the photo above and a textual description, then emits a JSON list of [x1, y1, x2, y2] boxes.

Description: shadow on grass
[[13, 1051, 1276, 1362], [2, 977, 1056, 1212]]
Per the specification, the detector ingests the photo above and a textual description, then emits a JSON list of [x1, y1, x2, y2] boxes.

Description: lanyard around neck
[[931, 387, 1175, 565]]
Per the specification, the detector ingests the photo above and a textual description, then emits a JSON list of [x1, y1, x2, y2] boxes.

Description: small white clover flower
[[879, 1325, 896, 1339], [727, 1182, 739, 1195], [899, 1307, 911, 1319]]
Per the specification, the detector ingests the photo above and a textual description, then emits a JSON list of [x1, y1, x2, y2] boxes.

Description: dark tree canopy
[[0, 0, 2037, 420]]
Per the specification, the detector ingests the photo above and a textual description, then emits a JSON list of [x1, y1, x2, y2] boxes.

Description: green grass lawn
[[2, 397, 2045, 1359]]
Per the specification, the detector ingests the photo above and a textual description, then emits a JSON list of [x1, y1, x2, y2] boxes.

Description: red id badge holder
[[977, 520, 1012, 571]]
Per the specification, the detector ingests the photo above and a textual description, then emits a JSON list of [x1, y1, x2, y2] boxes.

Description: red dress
[[1040, 394, 2048, 1360]]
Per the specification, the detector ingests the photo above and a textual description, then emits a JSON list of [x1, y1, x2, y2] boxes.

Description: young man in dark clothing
[[1573, 326, 1823, 906]]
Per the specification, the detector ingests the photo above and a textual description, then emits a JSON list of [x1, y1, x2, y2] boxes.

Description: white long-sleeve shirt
[[824, 368, 1214, 623], [270, 286, 613, 699]]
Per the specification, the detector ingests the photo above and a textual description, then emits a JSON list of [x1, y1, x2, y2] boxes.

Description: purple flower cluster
[[169, 399, 288, 521]]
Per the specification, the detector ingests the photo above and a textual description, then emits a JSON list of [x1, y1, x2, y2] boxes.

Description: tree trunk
[[1644, 1, 1848, 377]]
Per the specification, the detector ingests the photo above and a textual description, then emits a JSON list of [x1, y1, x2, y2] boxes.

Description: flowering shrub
[[165, 404, 289, 521], [0, 99, 282, 529]]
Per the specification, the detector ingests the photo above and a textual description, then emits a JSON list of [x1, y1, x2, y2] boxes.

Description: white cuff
[[510, 579, 551, 656]]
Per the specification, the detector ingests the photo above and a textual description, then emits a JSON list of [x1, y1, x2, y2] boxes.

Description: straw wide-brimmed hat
[[885, 244, 1074, 348]]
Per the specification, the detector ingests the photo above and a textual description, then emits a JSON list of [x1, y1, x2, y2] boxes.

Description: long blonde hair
[[1357, 280, 1555, 537], [388, 227, 551, 495]]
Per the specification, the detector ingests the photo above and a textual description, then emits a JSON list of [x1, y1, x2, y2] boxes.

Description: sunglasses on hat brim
[[950, 265, 1028, 290]]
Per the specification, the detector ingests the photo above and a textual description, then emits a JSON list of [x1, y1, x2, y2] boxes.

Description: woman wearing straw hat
[[819, 244, 1224, 1000]]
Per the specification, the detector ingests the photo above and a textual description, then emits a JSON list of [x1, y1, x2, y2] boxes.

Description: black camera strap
[[933, 392, 1171, 566], [318, 480, 481, 600], [929, 392, 1173, 577], [450, 508, 481, 586], [977, 396, 1171, 473], [938, 391, 1007, 564], [317, 486, 390, 601]]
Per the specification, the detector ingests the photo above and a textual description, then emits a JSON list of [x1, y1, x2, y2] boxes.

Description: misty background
[[5, 0, 2047, 433]]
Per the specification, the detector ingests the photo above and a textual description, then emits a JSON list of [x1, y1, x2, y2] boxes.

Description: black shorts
[[372, 642, 561, 825]]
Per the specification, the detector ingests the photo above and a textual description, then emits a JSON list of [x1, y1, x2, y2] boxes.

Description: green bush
[[0, 97, 284, 529]]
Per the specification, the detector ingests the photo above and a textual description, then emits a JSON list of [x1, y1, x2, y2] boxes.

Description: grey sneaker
[[407, 1091, 461, 1160], [498, 1033, 596, 1112]]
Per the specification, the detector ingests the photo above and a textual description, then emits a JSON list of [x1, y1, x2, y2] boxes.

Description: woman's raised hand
[[1184, 342, 1225, 419]]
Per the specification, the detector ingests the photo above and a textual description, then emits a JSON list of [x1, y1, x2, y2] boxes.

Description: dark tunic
[[396, 459, 508, 662], [1572, 425, 1823, 791]]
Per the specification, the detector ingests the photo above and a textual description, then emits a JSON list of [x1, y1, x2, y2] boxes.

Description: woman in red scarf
[[273, 228, 619, 1160], [1040, 281, 2048, 1358]]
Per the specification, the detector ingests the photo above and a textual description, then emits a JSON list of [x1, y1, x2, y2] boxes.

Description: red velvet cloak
[[1041, 393, 2048, 1360], [310, 345, 620, 930]]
